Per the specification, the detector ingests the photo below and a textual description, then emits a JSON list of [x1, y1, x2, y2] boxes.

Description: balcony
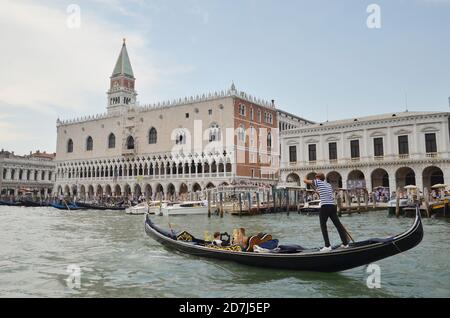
[[308, 161, 317, 165], [329, 159, 338, 164], [374, 156, 384, 161], [426, 152, 438, 159], [398, 154, 410, 159], [351, 157, 360, 162], [288, 162, 297, 166]]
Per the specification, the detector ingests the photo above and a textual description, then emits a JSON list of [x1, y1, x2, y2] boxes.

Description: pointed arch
[[67, 139, 74, 153], [126, 136, 135, 150], [108, 133, 116, 149], [86, 136, 93, 151], [149, 127, 157, 144]]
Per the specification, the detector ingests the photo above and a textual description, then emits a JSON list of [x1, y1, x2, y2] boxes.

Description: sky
[[1, 0, 449, 155]]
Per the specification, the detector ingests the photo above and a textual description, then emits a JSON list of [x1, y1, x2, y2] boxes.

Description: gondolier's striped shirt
[[313, 179, 335, 206]]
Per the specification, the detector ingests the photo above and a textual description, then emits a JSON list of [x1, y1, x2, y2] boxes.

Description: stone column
[[389, 175, 396, 195], [416, 168, 424, 193], [444, 166, 450, 187]]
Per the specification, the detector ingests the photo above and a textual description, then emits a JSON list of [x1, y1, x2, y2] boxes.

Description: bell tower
[[107, 39, 137, 115]]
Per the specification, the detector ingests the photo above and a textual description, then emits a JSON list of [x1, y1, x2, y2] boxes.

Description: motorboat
[[160, 201, 208, 216], [148, 201, 170, 215], [299, 200, 321, 214], [126, 202, 149, 215], [388, 198, 410, 216]]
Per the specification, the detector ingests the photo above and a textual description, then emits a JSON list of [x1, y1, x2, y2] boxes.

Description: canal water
[[0, 206, 448, 298]]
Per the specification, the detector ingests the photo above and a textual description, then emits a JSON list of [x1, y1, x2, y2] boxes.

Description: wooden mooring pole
[[219, 191, 224, 218], [239, 192, 243, 217], [207, 190, 211, 218], [286, 189, 290, 215], [272, 187, 276, 213], [395, 187, 401, 218], [256, 191, 260, 214], [424, 187, 430, 218], [294, 189, 298, 213]]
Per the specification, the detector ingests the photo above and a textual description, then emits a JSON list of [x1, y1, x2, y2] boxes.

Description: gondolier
[[304, 173, 349, 252]]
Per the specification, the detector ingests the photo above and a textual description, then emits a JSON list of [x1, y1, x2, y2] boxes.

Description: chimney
[[271, 99, 275, 107]]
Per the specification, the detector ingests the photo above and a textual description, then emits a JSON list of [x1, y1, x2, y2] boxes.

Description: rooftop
[[285, 111, 449, 132]]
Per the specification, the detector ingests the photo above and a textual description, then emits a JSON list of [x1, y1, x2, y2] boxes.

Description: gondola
[[19, 200, 51, 207], [144, 206, 424, 272], [51, 202, 84, 210], [75, 202, 127, 211], [0, 200, 23, 207]]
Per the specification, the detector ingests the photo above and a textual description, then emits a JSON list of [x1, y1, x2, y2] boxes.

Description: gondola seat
[[246, 233, 273, 252]]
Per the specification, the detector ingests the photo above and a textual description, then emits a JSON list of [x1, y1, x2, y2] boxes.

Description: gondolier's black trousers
[[320, 204, 349, 247]]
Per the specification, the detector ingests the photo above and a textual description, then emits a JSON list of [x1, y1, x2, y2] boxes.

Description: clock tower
[[107, 39, 137, 115]]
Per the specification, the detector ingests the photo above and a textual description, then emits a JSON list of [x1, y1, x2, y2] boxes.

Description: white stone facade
[[0, 152, 55, 196], [280, 111, 450, 193]]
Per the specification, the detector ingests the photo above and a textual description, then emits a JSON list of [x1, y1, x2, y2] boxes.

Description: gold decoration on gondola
[[177, 231, 193, 242], [207, 244, 242, 252]]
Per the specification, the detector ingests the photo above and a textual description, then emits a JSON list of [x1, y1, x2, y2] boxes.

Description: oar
[[168, 222, 176, 237], [64, 199, 71, 211], [342, 224, 355, 243]]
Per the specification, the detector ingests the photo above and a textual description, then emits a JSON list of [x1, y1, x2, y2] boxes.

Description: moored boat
[[0, 200, 23, 207], [160, 201, 208, 216], [76, 201, 126, 211], [388, 198, 410, 216], [19, 199, 51, 207], [299, 200, 321, 214], [145, 206, 424, 272], [51, 202, 84, 210], [429, 198, 449, 218], [126, 201, 149, 215]]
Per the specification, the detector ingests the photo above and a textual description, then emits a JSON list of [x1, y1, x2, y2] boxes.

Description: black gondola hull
[[76, 202, 126, 211], [144, 209, 423, 272]]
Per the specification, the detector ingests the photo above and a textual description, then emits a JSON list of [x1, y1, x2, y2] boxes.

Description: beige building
[[54, 41, 306, 199]]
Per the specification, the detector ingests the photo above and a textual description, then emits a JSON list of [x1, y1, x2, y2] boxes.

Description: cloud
[[0, 116, 31, 143], [0, 0, 193, 117], [418, 0, 450, 4], [0, 0, 195, 154]]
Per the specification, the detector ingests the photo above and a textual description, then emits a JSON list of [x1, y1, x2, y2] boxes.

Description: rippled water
[[0, 206, 448, 298]]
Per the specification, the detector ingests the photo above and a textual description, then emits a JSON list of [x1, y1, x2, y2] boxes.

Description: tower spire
[[107, 39, 137, 115], [112, 39, 134, 78]]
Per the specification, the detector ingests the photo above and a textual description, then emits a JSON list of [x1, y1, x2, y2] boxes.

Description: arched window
[[238, 124, 246, 142], [108, 133, 116, 149], [175, 130, 186, 145], [127, 136, 135, 150], [149, 127, 157, 144], [86, 136, 93, 151], [249, 125, 255, 147], [209, 123, 221, 142], [67, 139, 74, 153], [267, 132, 272, 148]]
